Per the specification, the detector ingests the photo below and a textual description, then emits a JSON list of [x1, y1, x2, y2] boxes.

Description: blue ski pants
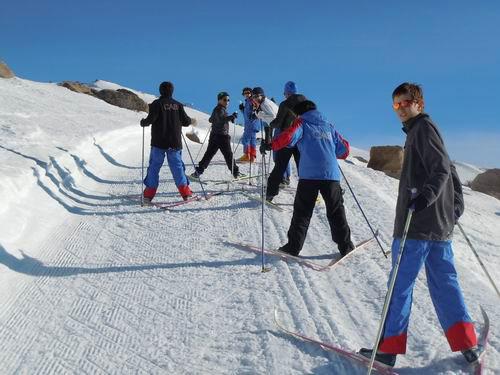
[[379, 238, 477, 354], [144, 147, 189, 192]]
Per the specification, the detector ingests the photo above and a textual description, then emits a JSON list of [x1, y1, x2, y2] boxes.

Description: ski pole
[[260, 125, 271, 273], [141, 127, 145, 206], [231, 119, 237, 179], [457, 222, 500, 299], [249, 156, 253, 185], [194, 128, 211, 163], [339, 165, 388, 258], [366, 188, 417, 375], [181, 132, 208, 200]]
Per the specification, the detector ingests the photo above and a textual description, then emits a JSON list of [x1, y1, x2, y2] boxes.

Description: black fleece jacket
[[142, 96, 192, 149], [393, 113, 464, 240]]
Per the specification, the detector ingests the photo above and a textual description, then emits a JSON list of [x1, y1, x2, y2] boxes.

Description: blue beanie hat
[[284, 81, 297, 95]]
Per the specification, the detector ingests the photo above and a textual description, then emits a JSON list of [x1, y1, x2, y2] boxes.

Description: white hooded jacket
[[255, 97, 278, 124]]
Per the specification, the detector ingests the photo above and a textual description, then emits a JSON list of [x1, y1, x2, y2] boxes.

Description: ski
[[274, 309, 399, 375], [472, 306, 490, 375], [230, 236, 375, 272], [128, 191, 224, 210]]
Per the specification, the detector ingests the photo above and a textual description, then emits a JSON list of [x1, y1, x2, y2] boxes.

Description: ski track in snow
[[0, 78, 499, 374]]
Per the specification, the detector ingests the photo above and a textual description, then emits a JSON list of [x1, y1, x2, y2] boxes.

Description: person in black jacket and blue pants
[[140, 81, 195, 202], [359, 82, 479, 368]]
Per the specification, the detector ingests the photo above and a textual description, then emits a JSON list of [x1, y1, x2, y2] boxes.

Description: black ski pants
[[197, 134, 239, 175], [287, 179, 352, 255], [266, 146, 300, 198]]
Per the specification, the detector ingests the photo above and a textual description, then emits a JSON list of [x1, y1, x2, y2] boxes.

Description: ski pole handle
[[408, 187, 418, 212]]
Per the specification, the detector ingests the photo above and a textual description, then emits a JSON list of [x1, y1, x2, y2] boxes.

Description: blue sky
[[2, 0, 499, 167]]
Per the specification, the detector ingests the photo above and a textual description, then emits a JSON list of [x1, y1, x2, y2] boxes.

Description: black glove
[[260, 142, 272, 155], [140, 118, 149, 127], [239, 103, 245, 112], [454, 206, 462, 224], [408, 194, 428, 212], [232, 111, 238, 119]]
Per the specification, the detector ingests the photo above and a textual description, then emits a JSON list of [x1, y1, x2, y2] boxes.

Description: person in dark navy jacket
[[271, 100, 354, 257], [191, 91, 243, 179], [140, 81, 195, 202]]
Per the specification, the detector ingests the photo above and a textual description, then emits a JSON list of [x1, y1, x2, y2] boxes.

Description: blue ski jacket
[[272, 109, 349, 180], [244, 98, 261, 132]]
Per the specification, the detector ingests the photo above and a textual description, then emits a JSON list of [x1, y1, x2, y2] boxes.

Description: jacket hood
[[402, 113, 428, 133], [300, 109, 327, 126]]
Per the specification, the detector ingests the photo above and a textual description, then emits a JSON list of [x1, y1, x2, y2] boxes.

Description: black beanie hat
[[252, 87, 265, 96], [242, 87, 252, 95], [159, 81, 174, 97], [294, 100, 317, 116], [217, 91, 229, 100]]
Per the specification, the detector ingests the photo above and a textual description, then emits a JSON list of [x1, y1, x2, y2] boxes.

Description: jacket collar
[[402, 113, 428, 134]]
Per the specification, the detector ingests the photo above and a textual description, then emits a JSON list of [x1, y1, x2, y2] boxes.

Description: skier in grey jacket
[[359, 82, 478, 368]]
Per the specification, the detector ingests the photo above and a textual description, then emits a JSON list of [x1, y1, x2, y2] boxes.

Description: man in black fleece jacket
[[359, 82, 478, 368], [191, 92, 242, 179], [262, 81, 306, 201], [140, 81, 195, 202]]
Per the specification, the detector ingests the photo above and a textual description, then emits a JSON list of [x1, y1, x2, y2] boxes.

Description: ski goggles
[[392, 99, 416, 110]]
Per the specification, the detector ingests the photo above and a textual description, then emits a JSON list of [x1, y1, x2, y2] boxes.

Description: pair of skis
[[188, 174, 262, 185], [128, 191, 223, 210], [274, 306, 490, 374], [232, 236, 376, 272]]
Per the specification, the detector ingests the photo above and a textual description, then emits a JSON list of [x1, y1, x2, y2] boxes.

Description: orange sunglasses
[[392, 99, 416, 110]]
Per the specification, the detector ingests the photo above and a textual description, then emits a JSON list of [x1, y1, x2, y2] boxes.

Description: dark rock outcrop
[[94, 88, 148, 112], [470, 169, 500, 200], [367, 146, 404, 179], [59, 81, 94, 95], [0, 60, 15, 78], [185, 132, 201, 144]]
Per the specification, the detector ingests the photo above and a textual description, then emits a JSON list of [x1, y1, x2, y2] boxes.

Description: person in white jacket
[[251, 87, 278, 125]]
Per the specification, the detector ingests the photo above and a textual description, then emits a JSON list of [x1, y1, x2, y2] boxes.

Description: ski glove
[[229, 112, 238, 122], [239, 103, 245, 112], [407, 194, 428, 213], [260, 142, 272, 155], [140, 118, 149, 127]]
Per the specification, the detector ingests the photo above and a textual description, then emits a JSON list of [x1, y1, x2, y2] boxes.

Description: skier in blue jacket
[[271, 100, 354, 257], [237, 87, 260, 162]]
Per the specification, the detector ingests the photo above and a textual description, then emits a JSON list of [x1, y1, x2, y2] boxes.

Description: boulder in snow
[[94, 88, 148, 112], [185, 131, 201, 144], [470, 169, 500, 200], [367, 145, 403, 179], [59, 81, 95, 95], [0, 60, 15, 78]]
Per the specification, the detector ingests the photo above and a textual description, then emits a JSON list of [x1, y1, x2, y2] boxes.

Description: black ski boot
[[339, 241, 355, 257], [462, 346, 482, 364], [277, 244, 300, 257], [190, 169, 202, 179], [358, 348, 397, 367]]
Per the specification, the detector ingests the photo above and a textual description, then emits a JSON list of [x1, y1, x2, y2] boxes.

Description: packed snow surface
[[0, 77, 499, 374]]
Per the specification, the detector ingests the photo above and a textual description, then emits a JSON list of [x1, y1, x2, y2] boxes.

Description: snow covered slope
[[0, 77, 498, 374]]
